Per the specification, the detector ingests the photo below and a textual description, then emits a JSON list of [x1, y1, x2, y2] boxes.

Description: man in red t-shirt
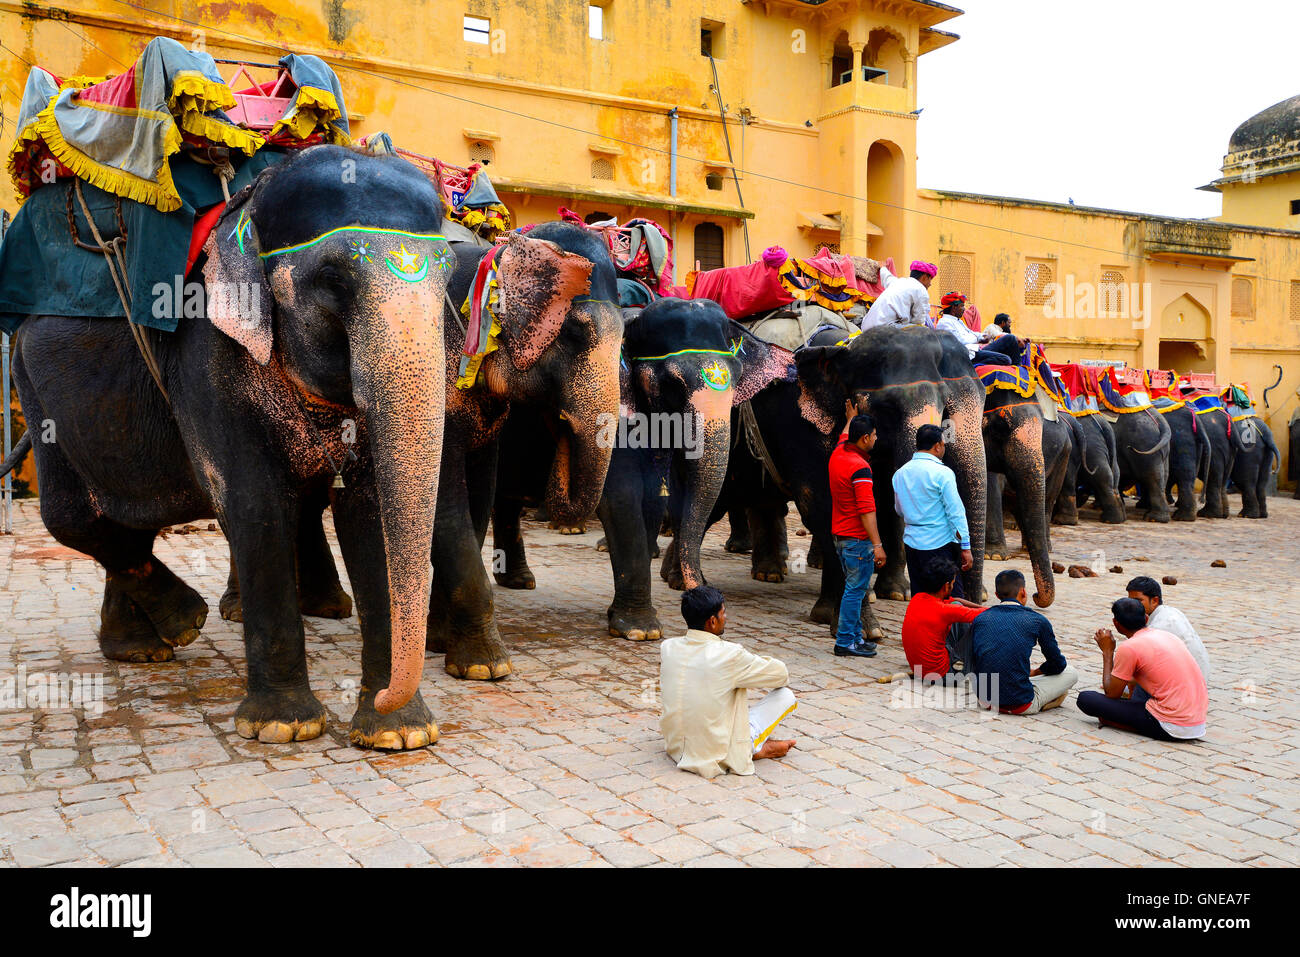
[[828, 414, 886, 658], [901, 555, 986, 681]]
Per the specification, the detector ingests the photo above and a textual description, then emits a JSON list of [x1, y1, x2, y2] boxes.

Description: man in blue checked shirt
[[892, 423, 974, 599]]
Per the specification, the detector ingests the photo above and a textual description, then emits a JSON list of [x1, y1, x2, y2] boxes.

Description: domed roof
[[1229, 94, 1300, 153]]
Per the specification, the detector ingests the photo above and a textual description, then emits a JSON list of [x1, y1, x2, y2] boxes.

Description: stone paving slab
[[0, 496, 1297, 867]]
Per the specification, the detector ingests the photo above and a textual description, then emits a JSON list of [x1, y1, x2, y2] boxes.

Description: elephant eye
[[314, 264, 353, 302]]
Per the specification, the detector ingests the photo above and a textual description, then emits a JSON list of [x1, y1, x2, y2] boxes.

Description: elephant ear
[[726, 320, 794, 405], [202, 185, 273, 365], [794, 344, 852, 435], [496, 232, 593, 370]]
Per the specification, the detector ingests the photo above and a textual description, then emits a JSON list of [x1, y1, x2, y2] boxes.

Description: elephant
[[7, 146, 452, 748], [981, 384, 1060, 607], [1193, 404, 1234, 518], [1056, 412, 1125, 524], [1229, 415, 1280, 518], [492, 297, 789, 641], [716, 324, 987, 638], [426, 221, 624, 676], [1290, 407, 1300, 500], [1157, 402, 1210, 522], [1112, 407, 1173, 522]]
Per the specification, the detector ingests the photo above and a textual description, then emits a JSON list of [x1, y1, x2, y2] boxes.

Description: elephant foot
[[493, 566, 536, 590], [978, 586, 989, 603], [985, 547, 1011, 562], [1100, 508, 1127, 524], [807, 549, 824, 570], [1239, 509, 1263, 520], [349, 690, 438, 751], [809, 596, 836, 626], [750, 560, 787, 583], [650, 542, 660, 560], [608, 605, 663, 642], [724, 534, 752, 554], [1144, 512, 1171, 524], [1052, 506, 1079, 526], [114, 564, 207, 648], [99, 587, 174, 663], [444, 633, 513, 681], [555, 524, 586, 535], [874, 572, 909, 602], [660, 564, 687, 590], [1196, 505, 1220, 519], [1172, 508, 1197, 523], [595, 536, 608, 552], [219, 586, 243, 622], [234, 688, 328, 743], [299, 581, 354, 619]]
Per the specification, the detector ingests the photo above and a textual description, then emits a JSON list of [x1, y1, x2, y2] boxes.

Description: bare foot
[[755, 738, 795, 760]]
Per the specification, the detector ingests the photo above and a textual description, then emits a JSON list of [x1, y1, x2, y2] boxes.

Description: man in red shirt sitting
[[829, 414, 886, 658], [901, 556, 986, 681]]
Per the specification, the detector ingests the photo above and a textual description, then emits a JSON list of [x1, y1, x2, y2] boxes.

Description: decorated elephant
[[426, 222, 623, 676], [1113, 407, 1173, 522], [7, 147, 452, 748], [980, 373, 1061, 607], [1229, 414, 1280, 518], [1056, 412, 1125, 524], [1156, 401, 1210, 522], [492, 297, 789, 641], [1192, 403, 1234, 518], [1290, 406, 1300, 499], [717, 324, 987, 638]]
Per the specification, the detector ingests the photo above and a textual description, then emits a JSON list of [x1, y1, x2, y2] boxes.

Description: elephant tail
[[0, 432, 31, 479], [1131, 411, 1171, 457]]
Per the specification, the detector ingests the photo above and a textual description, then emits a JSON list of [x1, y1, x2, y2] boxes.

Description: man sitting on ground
[[660, 586, 797, 779], [1126, 576, 1209, 687], [971, 569, 1077, 714], [1076, 598, 1208, 742], [901, 556, 986, 682]]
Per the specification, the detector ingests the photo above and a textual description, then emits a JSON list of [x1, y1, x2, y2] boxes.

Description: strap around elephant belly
[[738, 400, 790, 496]]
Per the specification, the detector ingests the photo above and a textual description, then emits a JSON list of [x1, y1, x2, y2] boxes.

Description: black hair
[[1111, 597, 1148, 632], [848, 413, 876, 443], [910, 269, 929, 281], [994, 313, 1011, 327], [1126, 576, 1162, 603], [681, 585, 725, 630], [995, 569, 1025, 601], [916, 424, 945, 451], [918, 556, 958, 595]]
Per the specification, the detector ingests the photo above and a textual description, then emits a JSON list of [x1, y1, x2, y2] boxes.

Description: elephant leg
[[985, 471, 1010, 560], [225, 497, 328, 744], [601, 449, 663, 641], [295, 499, 354, 618], [220, 558, 242, 622], [749, 502, 789, 582], [331, 485, 438, 751], [723, 502, 751, 553], [806, 534, 824, 570], [492, 495, 536, 590], [872, 483, 909, 602], [429, 453, 513, 680]]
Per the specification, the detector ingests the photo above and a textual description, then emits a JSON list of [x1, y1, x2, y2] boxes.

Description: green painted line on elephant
[[627, 344, 742, 362], [259, 228, 448, 259]]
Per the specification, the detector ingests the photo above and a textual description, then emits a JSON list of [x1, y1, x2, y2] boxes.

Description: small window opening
[[464, 15, 490, 45]]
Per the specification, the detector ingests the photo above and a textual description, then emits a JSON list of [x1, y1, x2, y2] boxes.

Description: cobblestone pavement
[[0, 495, 1297, 868]]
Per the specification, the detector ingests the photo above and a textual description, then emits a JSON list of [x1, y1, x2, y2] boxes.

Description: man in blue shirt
[[970, 570, 1077, 714], [892, 424, 973, 598]]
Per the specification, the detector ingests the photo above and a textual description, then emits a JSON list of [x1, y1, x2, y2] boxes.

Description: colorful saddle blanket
[[687, 248, 881, 320]]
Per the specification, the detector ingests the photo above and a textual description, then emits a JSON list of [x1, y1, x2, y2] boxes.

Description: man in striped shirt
[[828, 414, 886, 657]]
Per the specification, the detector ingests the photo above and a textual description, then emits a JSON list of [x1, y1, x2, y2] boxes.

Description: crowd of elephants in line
[[2, 147, 1286, 751]]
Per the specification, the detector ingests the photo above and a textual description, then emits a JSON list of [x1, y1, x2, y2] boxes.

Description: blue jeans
[[834, 536, 875, 647]]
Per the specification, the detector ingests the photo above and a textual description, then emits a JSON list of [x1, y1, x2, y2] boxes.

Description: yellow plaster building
[[2, 0, 1298, 486]]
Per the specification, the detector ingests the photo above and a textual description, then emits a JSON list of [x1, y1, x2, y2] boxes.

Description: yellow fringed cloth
[[7, 37, 264, 212]]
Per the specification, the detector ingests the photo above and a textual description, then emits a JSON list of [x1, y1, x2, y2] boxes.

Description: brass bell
[[332, 472, 345, 489]]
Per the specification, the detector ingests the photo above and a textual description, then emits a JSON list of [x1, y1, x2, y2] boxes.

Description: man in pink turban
[[860, 259, 937, 330]]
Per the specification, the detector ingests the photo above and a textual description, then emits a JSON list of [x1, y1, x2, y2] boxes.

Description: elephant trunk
[[1005, 414, 1055, 608], [674, 385, 733, 591], [545, 310, 620, 526], [942, 388, 987, 600], [352, 291, 445, 715]]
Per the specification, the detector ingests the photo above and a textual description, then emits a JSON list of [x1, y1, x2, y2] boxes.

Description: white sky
[[915, 0, 1299, 219]]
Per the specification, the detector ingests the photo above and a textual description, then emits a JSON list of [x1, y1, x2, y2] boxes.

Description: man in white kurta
[[860, 260, 937, 330], [660, 586, 796, 779]]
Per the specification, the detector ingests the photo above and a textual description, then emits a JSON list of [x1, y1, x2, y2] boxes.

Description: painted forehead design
[[258, 226, 448, 260]]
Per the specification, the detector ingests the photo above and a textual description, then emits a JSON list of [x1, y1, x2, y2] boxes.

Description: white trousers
[[749, 687, 797, 752]]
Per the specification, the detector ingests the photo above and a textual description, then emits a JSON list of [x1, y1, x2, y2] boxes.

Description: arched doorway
[[1158, 293, 1214, 373], [866, 140, 903, 264]]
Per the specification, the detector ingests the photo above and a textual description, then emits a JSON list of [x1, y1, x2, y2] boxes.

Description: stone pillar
[[849, 41, 865, 87]]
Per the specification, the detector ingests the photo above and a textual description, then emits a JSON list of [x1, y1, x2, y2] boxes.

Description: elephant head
[[205, 145, 452, 715], [469, 222, 623, 528], [624, 298, 792, 590]]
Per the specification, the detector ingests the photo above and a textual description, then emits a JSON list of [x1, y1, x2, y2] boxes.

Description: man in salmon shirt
[[1076, 598, 1208, 741], [900, 556, 986, 682]]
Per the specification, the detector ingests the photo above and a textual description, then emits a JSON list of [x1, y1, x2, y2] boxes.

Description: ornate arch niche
[[865, 26, 909, 87]]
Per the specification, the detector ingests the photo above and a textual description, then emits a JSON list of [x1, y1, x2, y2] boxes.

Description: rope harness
[[738, 400, 789, 495]]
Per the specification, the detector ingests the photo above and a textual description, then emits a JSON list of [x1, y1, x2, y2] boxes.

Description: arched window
[[1100, 270, 1126, 315], [694, 223, 725, 271], [591, 157, 614, 181], [938, 254, 972, 300], [1231, 277, 1254, 318], [584, 211, 616, 225], [468, 141, 495, 165], [1025, 259, 1055, 306]]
